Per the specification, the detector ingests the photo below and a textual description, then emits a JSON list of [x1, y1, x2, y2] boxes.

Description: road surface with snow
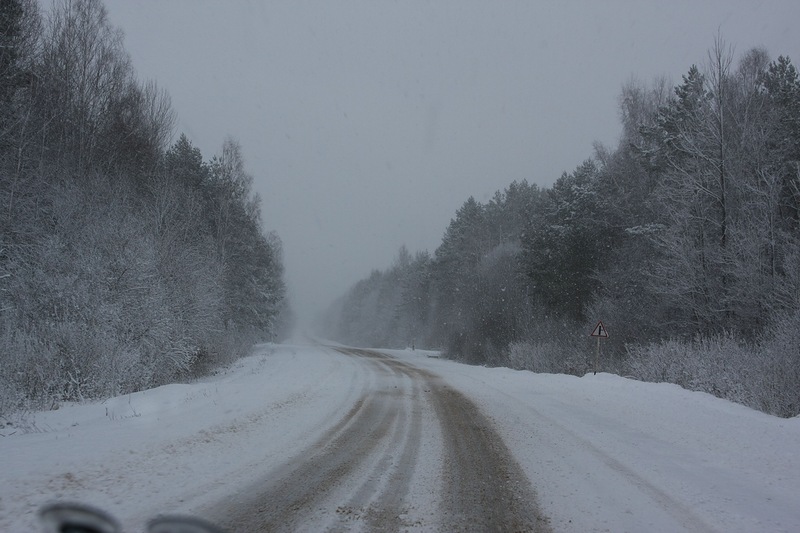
[[2, 341, 799, 532]]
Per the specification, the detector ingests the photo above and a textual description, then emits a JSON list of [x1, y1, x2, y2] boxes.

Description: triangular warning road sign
[[590, 321, 609, 338]]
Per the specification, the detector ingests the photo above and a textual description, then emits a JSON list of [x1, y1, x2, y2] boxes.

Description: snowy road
[[211, 347, 546, 531], [2, 342, 799, 532]]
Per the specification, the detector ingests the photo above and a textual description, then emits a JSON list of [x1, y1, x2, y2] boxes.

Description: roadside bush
[[505, 339, 589, 375], [625, 330, 800, 418], [757, 310, 800, 417]]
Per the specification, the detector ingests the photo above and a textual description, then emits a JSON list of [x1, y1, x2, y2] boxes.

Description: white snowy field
[[2, 341, 799, 532]]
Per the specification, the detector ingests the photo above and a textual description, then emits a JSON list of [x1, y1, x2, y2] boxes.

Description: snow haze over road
[[2, 342, 799, 531]]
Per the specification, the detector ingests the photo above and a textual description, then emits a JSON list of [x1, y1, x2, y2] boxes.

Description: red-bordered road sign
[[590, 321, 609, 338]]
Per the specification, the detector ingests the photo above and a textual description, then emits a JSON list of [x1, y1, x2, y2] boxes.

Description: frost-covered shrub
[[187, 332, 249, 378], [0, 374, 24, 420], [757, 310, 800, 417], [1, 327, 60, 412], [506, 340, 588, 375], [625, 331, 800, 418]]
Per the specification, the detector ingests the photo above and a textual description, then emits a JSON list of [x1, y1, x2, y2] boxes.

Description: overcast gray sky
[[103, 0, 798, 322]]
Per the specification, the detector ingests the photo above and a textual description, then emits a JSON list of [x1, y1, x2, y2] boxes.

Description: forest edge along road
[[211, 346, 552, 532]]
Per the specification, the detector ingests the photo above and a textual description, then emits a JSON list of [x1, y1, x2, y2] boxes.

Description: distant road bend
[[212, 346, 551, 532]]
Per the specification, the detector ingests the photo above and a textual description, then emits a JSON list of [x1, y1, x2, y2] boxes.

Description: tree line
[[322, 38, 800, 417], [0, 0, 290, 416]]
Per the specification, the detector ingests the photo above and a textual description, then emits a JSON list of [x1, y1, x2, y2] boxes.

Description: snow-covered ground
[[2, 342, 799, 532]]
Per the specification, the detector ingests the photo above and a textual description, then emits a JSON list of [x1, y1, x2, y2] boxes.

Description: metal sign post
[[589, 321, 609, 375]]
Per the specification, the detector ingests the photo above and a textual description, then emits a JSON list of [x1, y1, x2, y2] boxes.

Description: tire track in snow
[[211, 347, 550, 532], [336, 363, 425, 531], [211, 348, 405, 531], [362, 350, 549, 532]]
